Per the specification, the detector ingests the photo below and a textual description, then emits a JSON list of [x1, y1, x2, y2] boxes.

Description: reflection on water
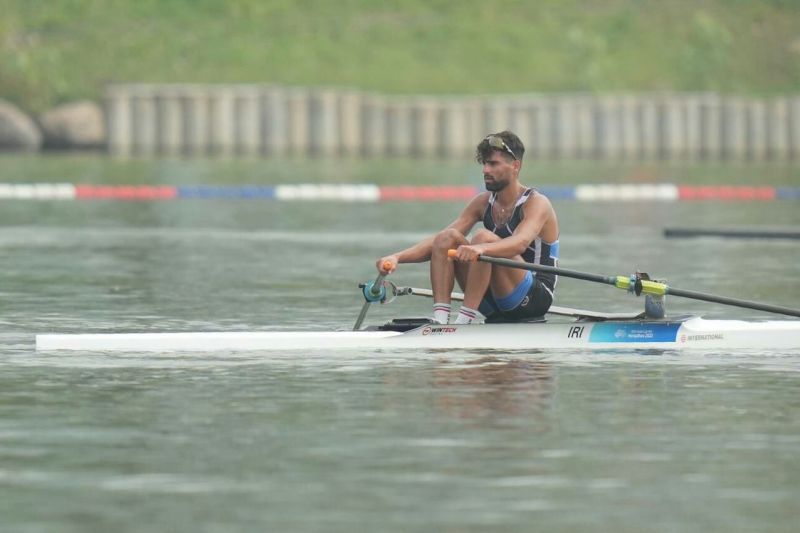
[[430, 358, 555, 424]]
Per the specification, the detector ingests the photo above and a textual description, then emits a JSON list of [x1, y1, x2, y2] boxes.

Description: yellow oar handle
[[614, 276, 668, 296]]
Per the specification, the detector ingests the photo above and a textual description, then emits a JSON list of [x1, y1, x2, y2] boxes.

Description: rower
[[376, 131, 560, 325]]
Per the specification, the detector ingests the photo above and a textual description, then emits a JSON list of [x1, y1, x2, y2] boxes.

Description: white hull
[[35, 317, 800, 352]]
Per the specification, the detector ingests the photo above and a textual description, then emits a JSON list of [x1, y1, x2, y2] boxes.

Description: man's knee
[[433, 228, 465, 250], [470, 229, 500, 245]]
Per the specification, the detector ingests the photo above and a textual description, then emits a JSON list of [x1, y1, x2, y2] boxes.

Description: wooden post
[[502, 97, 529, 155], [412, 97, 440, 158], [790, 97, 800, 160], [183, 88, 210, 156], [286, 88, 310, 156], [309, 89, 339, 157], [131, 86, 157, 156], [767, 97, 789, 160], [575, 95, 595, 158], [105, 85, 132, 156], [483, 98, 513, 134], [441, 98, 470, 158], [722, 96, 747, 160], [662, 95, 686, 160], [639, 96, 659, 161], [361, 94, 387, 157], [338, 90, 363, 157], [700, 93, 722, 159], [529, 96, 551, 158], [235, 86, 261, 156], [386, 97, 413, 156], [555, 95, 577, 159], [209, 86, 236, 156], [620, 95, 639, 159], [747, 99, 767, 161], [157, 86, 183, 156], [262, 86, 288, 156], [684, 94, 702, 160]]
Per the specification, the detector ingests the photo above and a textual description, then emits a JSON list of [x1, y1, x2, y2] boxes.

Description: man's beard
[[484, 176, 510, 192]]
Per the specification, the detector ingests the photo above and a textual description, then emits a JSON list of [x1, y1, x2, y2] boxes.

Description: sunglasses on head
[[484, 135, 517, 160]]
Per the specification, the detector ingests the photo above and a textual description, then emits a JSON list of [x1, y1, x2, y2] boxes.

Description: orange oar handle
[[447, 248, 478, 261]]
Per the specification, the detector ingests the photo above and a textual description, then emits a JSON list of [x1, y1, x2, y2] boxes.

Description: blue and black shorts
[[479, 271, 554, 322]]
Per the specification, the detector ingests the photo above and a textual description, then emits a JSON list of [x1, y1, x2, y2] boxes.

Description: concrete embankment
[[2, 87, 799, 160]]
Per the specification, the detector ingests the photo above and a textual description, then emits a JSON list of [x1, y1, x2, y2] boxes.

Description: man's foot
[[433, 303, 451, 324], [454, 306, 482, 324]]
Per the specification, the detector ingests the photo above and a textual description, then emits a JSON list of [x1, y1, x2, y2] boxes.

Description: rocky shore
[[0, 99, 105, 152]]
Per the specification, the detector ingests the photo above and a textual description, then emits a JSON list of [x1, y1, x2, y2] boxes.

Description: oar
[[447, 249, 800, 318], [353, 261, 394, 330]]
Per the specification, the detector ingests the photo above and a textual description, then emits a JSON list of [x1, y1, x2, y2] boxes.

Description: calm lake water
[[1, 156, 799, 532]]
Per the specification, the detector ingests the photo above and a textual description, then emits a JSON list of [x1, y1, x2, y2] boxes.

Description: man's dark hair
[[475, 130, 525, 163]]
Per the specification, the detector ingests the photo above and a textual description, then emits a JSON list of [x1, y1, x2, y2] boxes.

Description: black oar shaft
[[666, 287, 800, 318], [475, 256, 614, 285], [472, 254, 800, 318]]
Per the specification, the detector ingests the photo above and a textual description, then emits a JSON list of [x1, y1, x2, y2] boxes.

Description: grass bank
[[1, 0, 799, 112]]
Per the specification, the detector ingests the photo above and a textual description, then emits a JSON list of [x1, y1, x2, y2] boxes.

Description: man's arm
[[376, 193, 488, 273], [454, 194, 554, 261]]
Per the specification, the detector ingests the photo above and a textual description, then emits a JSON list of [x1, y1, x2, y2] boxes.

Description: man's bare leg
[[430, 228, 469, 323], [456, 230, 529, 323], [454, 230, 497, 323]]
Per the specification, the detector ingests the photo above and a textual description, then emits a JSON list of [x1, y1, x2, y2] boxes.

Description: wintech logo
[[421, 326, 458, 336]]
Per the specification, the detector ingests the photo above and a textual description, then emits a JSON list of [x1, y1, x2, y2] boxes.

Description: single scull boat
[[36, 254, 800, 352], [34, 315, 800, 352]]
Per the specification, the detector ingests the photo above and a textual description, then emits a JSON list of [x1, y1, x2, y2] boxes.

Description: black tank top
[[482, 188, 560, 291]]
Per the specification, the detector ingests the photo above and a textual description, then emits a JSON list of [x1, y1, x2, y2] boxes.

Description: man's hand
[[376, 255, 398, 274], [450, 245, 484, 262]]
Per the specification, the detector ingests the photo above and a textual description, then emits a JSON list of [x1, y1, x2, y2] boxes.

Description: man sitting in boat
[[376, 130, 560, 324]]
